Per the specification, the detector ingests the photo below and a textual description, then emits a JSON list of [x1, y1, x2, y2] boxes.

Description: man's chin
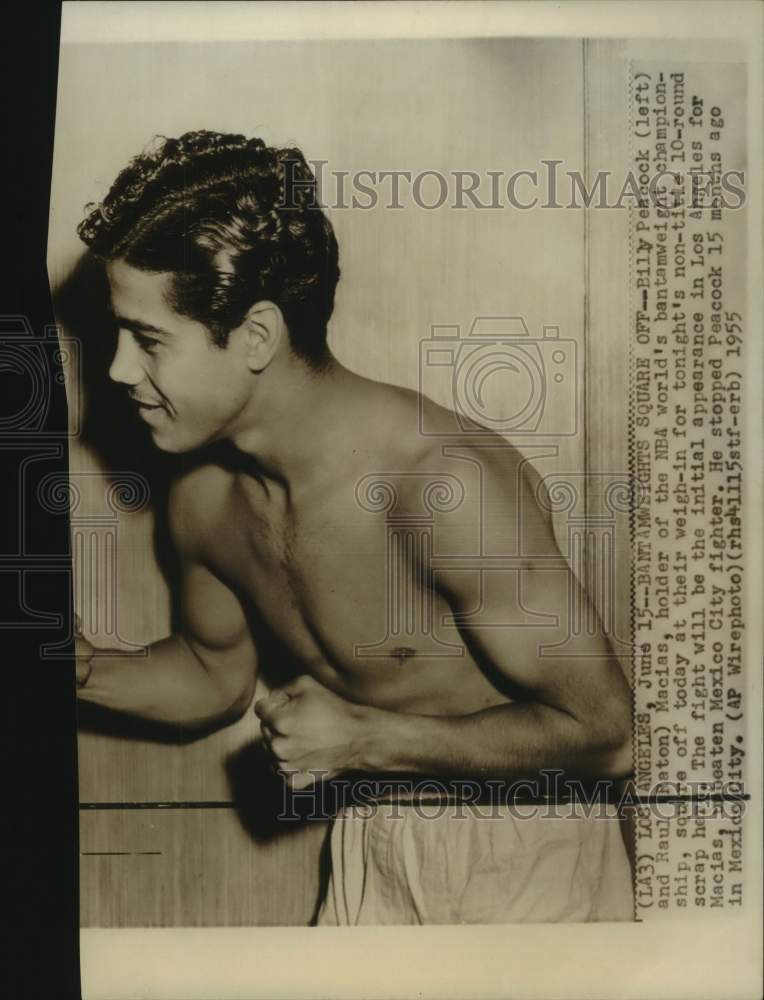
[[151, 437, 195, 455], [148, 427, 219, 456], [145, 426, 187, 454]]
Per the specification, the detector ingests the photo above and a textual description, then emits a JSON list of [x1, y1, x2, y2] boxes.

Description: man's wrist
[[354, 705, 439, 774], [350, 704, 390, 772]]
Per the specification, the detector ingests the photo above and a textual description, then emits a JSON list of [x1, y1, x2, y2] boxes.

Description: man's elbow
[[175, 683, 254, 737], [222, 684, 256, 725], [209, 680, 255, 730]]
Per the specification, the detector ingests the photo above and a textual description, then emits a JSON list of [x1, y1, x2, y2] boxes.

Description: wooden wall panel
[[79, 809, 327, 927]]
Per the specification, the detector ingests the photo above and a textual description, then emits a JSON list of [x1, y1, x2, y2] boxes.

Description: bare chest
[[214, 482, 421, 646], [205, 478, 485, 709]]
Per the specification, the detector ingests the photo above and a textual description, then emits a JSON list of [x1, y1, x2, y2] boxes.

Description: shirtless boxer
[[74, 130, 633, 924]]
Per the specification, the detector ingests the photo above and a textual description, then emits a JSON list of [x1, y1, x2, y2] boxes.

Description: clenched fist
[[254, 675, 370, 790]]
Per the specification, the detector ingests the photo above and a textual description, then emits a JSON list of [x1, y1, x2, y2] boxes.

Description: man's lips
[[131, 397, 167, 422], [131, 397, 164, 409]]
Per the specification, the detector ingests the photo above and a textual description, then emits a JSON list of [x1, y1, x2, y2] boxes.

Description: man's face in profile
[[106, 259, 253, 453]]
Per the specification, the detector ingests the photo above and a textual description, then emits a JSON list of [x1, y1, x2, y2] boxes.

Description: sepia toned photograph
[[34, 1, 764, 997]]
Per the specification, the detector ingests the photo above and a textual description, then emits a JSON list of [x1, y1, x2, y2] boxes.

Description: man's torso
[[174, 385, 541, 716]]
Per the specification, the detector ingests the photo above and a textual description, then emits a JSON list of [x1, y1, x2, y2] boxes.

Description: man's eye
[[134, 334, 160, 354]]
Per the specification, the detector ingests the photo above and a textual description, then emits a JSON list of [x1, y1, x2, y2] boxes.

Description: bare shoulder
[[384, 388, 543, 497], [375, 387, 556, 556], [167, 462, 234, 556]]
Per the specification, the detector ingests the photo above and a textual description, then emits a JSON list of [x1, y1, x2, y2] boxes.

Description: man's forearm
[[78, 634, 247, 730], [359, 699, 632, 783]]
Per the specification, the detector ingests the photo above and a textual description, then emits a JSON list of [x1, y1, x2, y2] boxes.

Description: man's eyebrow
[[114, 315, 173, 338]]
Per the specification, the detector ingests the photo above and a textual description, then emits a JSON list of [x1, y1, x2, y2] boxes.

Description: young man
[[75, 130, 633, 924]]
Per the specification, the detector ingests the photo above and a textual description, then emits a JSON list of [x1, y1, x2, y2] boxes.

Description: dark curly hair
[[77, 130, 340, 366]]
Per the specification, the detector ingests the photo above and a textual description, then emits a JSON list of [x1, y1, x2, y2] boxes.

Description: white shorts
[[316, 801, 634, 925]]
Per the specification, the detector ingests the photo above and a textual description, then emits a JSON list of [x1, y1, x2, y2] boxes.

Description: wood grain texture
[[79, 808, 328, 927]]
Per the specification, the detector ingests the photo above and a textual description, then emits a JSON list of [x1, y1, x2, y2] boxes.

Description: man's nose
[[108, 329, 142, 386]]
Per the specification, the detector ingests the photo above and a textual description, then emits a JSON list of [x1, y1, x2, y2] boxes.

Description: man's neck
[[228, 354, 368, 492]]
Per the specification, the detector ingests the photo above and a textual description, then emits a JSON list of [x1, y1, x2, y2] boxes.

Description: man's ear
[[241, 301, 285, 372]]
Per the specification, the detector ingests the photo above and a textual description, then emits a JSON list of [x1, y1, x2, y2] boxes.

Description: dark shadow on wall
[[56, 254, 321, 849], [52, 253, 180, 492], [226, 740, 318, 842], [51, 252, 239, 635], [52, 252, 184, 628], [53, 258, 189, 714]]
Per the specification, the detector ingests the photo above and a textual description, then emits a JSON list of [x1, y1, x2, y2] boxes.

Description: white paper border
[[62, 3, 763, 998]]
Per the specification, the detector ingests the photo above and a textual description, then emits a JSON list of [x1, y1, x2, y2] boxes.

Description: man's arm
[[359, 611, 632, 784], [78, 473, 258, 732], [365, 452, 631, 781], [257, 449, 631, 786]]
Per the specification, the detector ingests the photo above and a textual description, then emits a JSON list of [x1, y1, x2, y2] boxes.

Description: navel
[[391, 646, 417, 664]]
